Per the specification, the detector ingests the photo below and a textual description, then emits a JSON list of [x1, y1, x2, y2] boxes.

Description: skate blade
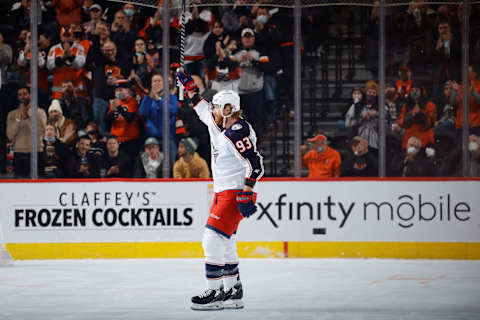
[[191, 301, 224, 311], [223, 299, 244, 309]]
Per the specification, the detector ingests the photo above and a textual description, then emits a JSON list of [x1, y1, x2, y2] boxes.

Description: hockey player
[[177, 70, 264, 310]]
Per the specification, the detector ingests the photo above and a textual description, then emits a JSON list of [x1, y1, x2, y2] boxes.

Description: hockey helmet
[[212, 89, 241, 117]]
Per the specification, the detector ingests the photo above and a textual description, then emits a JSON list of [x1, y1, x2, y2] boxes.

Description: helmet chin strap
[[221, 107, 234, 128], [222, 113, 232, 128]]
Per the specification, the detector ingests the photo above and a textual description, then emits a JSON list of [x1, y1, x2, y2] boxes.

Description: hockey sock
[[223, 263, 239, 289], [205, 262, 224, 289]]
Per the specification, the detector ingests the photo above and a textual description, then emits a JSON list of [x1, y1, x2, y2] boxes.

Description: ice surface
[[0, 258, 479, 320]]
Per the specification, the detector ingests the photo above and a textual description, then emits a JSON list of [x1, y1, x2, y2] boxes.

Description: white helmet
[[212, 90, 241, 127], [212, 89, 240, 114]]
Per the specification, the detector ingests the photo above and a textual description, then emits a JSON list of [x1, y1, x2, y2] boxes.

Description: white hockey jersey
[[194, 98, 264, 193]]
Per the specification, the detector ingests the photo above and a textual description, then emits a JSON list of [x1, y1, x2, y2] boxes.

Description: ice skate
[[223, 282, 244, 309], [191, 288, 224, 310]]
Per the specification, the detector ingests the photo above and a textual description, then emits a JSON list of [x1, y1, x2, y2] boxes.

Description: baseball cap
[[144, 137, 160, 146], [307, 134, 327, 143], [241, 28, 255, 37]]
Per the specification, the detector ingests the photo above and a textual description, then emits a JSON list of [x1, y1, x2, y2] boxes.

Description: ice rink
[[1, 258, 479, 320]]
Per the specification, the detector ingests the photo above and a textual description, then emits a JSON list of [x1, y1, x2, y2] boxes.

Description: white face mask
[[352, 92, 362, 103], [407, 146, 419, 155], [469, 141, 479, 153], [425, 147, 435, 158], [257, 15, 268, 24], [116, 92, 127, 100]]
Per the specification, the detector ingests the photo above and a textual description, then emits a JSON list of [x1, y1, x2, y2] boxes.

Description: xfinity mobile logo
[[256, 193, 471, 229]]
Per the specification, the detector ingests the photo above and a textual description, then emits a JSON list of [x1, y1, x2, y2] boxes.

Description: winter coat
[[139, 94, 178, 139]]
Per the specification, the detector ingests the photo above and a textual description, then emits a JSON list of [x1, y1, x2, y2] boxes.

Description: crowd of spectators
[[0, 0, 305, 178], [326, 1, 480, 178], [0, 0, 478, 179]]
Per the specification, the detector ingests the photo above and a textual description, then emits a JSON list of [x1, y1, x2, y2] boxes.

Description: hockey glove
[[176, 69, 198, 94], [236, 191, 257, 218]]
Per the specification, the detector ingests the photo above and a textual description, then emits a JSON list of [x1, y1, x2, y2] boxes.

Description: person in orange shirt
[[451, 64, 480, 135], [47, 26, 86, 99], [301, 134, 341, 178], [397, 80, 437, 148], [105, 79, 142, 163]]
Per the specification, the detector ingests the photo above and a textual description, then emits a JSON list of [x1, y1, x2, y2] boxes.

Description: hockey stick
[[178, 0, 186, 101]]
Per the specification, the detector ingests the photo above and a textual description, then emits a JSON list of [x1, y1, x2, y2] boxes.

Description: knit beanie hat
[[364, 80, 379, 94], [48, 99, 63, 114], [180, 137, 199, 154]]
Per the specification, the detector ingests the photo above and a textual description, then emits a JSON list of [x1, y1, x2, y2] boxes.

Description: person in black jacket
[[253, 7, 283, 126], [59, 79, 93, 130], [402, 136, 437, 177], [110, 9, 137, 65], [341, 136, 378, 177], [41, 121, 72, 178], [97, 135, 131, 178], [68, 135, 99, 178], [86, 28, 132, 134], [203, 20, 242, 93]]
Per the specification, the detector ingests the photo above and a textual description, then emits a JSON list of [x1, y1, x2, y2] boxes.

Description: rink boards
[[1, 178, 480, 260]]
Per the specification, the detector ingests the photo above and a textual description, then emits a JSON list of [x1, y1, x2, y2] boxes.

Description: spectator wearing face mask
[[41, 121, 71, 178], [47, 26, 86, 100], [343, 88, 364, 134], [397, 80, 437, 149], [402, 136, 436, 177], [105, 80, 141, 162], [341, 136, 378, 177], [345, 80, 386, 152], [253, 7, 283, 127], [122, 3, 140, 31], [301, 134, 341, 178]]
